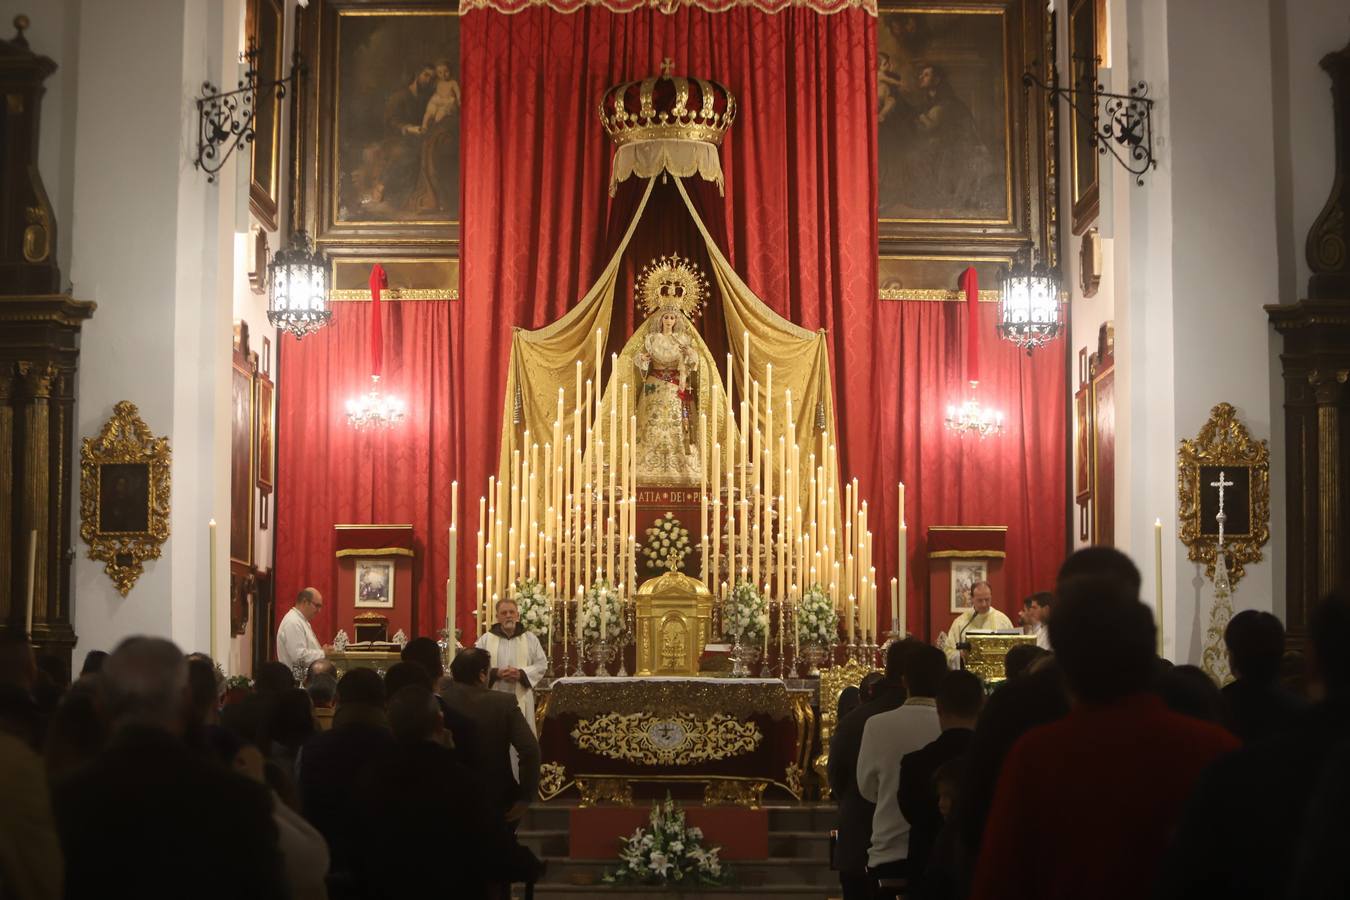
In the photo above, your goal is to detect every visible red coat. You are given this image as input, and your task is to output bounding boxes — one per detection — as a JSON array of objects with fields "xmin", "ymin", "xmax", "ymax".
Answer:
[{"xmin": 971, "ymin": 692, "xmax": 1239, "ymax": 900}]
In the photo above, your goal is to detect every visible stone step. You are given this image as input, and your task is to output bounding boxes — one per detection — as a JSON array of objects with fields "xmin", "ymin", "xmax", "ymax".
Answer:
[{"xmin": 534, "ymin": 856, "xmax": 837, "ymax": 889}]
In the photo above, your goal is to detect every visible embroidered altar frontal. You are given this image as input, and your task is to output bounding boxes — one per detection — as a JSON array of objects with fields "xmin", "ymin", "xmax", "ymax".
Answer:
[{"xmin": 536, "ymin": 676, "xmax": 815, "ymax": 807}]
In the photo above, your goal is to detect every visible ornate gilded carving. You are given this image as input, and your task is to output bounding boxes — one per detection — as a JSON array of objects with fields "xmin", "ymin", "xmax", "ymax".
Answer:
[
  {"xmin": 538, "ymin": 762, "xmax": 569, "ymax": 801},
  {"xmin": 702, "ymin": 779, "xmax": 767, "ymax": 809},
  {"xmin": 570, "ymin": 712, "xmax": 762, "ymax": 766},
  {"xmin": 814, "ymin": 658, "xmax": 878, "ymax": 800},
  {"xmin": 635, "ymin": 572, "xmax": 714, "ymax": 676},
  {"xmin": 22, "ymin": 205, "xmax": 50, "ymax": 263},
  {"xmin": 79, "ymin": 401, "xmax": 172, "ymax": 595},
  {"xmin": 546, "ymin": 674, "xmax": 793, "ymax": 720},
  {"xmin": 1177, "ymin": 403, "xmax": 1271, "ymax": 587},
  {"xmin": 577, "ymin": 777, "xmax": 633, "ymax": 808},
  {"xmin": 660, "ymin": 615, "xmax": 688, "ymax": 670},
  {"xmin": 784, "ymin": 763, "xmax": 804, "ymax": 799}
]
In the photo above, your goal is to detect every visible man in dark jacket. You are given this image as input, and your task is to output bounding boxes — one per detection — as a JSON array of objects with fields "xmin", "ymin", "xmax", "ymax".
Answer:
[
  {"xmin": 52, "ymin": 637, "xmax": 286, "ymax": 900},
  {"xmin": 296, "ymin": 666, "xmax": 396, "ymax": 877},
  {"xmin": 828, "ymin": 638, "xmax": 917, "ymax": 900},
  {"xmin": 402, "ymin": 635, "xmax": 480, "ymax": 762},
  {"xmin": 440, "ymin": 647, "xmax": 541, "ymax": 824},
  {"xmin": 1219, "ymin": 609, "xmax": 1305, "ymax": 743},
  {"xmin": 899, "ymin": 669, "xmax": 983, "ymax": 885}
]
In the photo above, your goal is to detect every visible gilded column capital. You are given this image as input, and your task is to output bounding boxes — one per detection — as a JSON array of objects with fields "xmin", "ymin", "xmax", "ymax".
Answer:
[
  {"xmin": 1308, "ymin": 368, "xmax": 1350, "ymax": 405},
  {"xmin": 16, "ymin": 360, "xmax": 58, "ymax": 398}
]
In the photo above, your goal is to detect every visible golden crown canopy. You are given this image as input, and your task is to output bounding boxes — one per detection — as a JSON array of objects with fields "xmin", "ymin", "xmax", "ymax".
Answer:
[
  {"xmin": 600, "ymin": 59, "xmax": 737, "ymax": 196},
  {"xmin": 638, "ymin": 254, "xmax": 710, "ymax": 319}
]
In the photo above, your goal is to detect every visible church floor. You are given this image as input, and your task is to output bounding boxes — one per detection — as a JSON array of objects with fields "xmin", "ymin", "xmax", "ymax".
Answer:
[{"xmin": 514, "ymin": 802, "xmax": 839, "ymax": 899}]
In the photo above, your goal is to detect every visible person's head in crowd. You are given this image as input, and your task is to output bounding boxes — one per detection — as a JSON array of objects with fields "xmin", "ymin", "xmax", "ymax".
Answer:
[
  {"xmin": 255, "ymin": 660, "xmax": 296, "ymax": 695},
  {"xmin": 80, "ymin": 650, "xmax": 109, "ymax": 677},
  {"xmin": 903, "ymin": 645, "xmax": 948, "ymax": 699},
  {"xmin": 936, "ymin": 669, "xmax": 984, "ymax": 731},
  {"xmin": 885, "ymin": 636, "xmax": 920, "ymax": 683},
  {"xmin": 401, "ymin": 637, "xmax": 446, "ymax": 681},
  {"xmin": 451, "ymin": 647, "xmax": 492, "ymax": 687},
  {"xmin": 306, "ymin": 673, "xmax": 338, "ymax": 710},
  {"xmin": 203, "ymin": 723, "xmax": 266, "ymax": 784},
  {"xmin": 1029, "ymin": 592, "xmax": 1053, "ymax": 626},
  {"xmin": 1280, "ymin": 649, "xmax": 1309, "ymax": 698},
  {"xmin": 1004, "ymin": 644, "xmax": 1049, "ymax": 681},
  {"xmin": 265, "ymin": 688, "xmax": 317, "ymax": 752},
  {"xmin": 383, "ymin": 661, "xmax": 433, "ymax": 698},
  {"xmin": 496, "ymin": 597, "xmax": 521, "ymax": 637},
  {"xmin": 1018, "ymin": 595, "xmax": 1035, "ymax": 629},
  {"xmin": 304, "ymin": 658, "xmax": 337, "ymax": 686},
  {"xmin": 837, "ymin": 686, "xmax": 861, "ymax": 720},
  {"xmin": 1050, "ymin": 575, "xmax": 1155, "ymax": 703},
  {"xmin": 1056, "ymin": 546, "xmax": 1142, "ymax": 599},
  {"xmin": 387, "ymin": 684, "xmax": 444, "ymax": 744},
  {"xmin": 1157, "ymin": 664, "xmax": 1223, "ymax": 722},
  {"xmin": 1224, "ymin": 610, "xmax": 1285, "ymax": 684},
  {"xmin": 44, "ymin": 679, "xmax": 106, "ymax": 780},
  {"xmin": 336, "ymin": 667, "xmax": 385, "ymax": 708},
  {"xmin": 859, "ymin": 671, "xmax": 886, "ymax": 702},
  {"xmin": 186, "ymin": 655, "xmax": 222, "ymax": 726},
  {"xmin": 0, "ymin": 632, "xmax": 37, "ymax": 691},
  {"xmin": 970, "ymin": 581, "xmax": 994, "ymax": 616},
  {"xmin": 934, "ymin": 756, "xmax": 965, "ymax": 821},
  {"xmin": 102, "ymin": 636, "xmax": 190, "ymax": 733},
  {"xmin": 1309, "ymin": 590, "xmax": 1350, "ymax": 701}
]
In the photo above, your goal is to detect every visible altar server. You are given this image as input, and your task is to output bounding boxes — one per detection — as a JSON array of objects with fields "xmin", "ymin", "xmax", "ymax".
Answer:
[
  {"xmin": 475, "ymin": 597, "xmax": 548, "ymax": 735},
  {"xmin": 277, "ymin": 588, "xmax": 327, "ymax": 681}
]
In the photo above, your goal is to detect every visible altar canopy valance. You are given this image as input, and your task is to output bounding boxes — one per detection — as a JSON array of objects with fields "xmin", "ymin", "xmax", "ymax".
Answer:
[{"xmin": 462, "ymin": 0, "xmax": 877, "ymax": 17}]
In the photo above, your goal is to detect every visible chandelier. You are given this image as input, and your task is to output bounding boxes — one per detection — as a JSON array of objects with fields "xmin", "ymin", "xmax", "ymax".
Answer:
[
  {"xmin": 346, "ymin": 374, "xmax": 405, "ymax": 430},
  {"xmin": 997, "ymin": 253, "xmax": 1063, "ymax": 354},
  {"xmin": 945, "ymin": 381, "xmax": 1004, "ymax": 438},
  {"xmin": 267, "ymin": 231, "xmax": 330, "ymax": 339}
]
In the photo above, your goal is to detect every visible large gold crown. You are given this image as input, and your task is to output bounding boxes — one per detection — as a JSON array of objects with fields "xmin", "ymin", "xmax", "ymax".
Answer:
[
  {"xmin": 638, "ymin": 255, "xmax": 710, "ymax": 319},
  {"xmin": 599, "ymin": 59, "xmax": 737, "ymax": 148}
]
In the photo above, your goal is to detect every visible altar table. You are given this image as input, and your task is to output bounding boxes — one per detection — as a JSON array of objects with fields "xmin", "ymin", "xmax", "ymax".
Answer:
[{"xmin": 535, "ymin": 676, "xmax": 816, "ymax": 808}]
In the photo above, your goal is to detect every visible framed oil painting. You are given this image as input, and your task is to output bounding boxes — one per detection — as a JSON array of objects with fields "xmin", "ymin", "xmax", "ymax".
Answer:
[
  {"xmin": 875, "ymin": 0, "xmax": 1054, "ymax": 301},
  {"xmin": 354, "ymin": 559, "xmax": 396, "ymax": 608},
  {"xmin": 98, "ymin": 463, "xmax": 152, "ymax": 534},
  {"xmin": 1068, "ymin": 0, "xmax": 1100, "ymax": 233},
  {"xmin": 231, "ymin": 340, "xmax": 256, "ymax": 567},
  {"xmin": 247, "ymin": 0, "xmax": 285, "ymax": 231},
  {"xmin": 950, "ymin": 559, "xmax": 989, "ymax": 613}
]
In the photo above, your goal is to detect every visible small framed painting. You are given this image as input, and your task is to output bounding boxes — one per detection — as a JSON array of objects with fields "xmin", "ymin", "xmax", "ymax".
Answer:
[
  {"xmin": 354, "ymin": 558, "xmax": 396, "ymax": 608},
  {"xmin": 950, "ymin": 559, "xmax": 989, "ymax": 613}
]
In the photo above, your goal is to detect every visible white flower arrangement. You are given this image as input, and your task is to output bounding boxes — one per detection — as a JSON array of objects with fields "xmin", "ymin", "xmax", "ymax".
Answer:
[
  {"xmin": 512, "ymin": 577, "xmax": 552, "ymax": 634},
  {"xmin": 796, "ymin": 583, "xmax": 839, "ymax": 648},
  {"xmin": 723, "ymin": 580, "xmax": 768, "ymax": 643},
  {"xmin": 604, "ymin": 794, "xmax": 728, "ymax": 886},
  {"xmin": 581, "ymin": 578, "xmax": 625, "ymax": 642},
  {"xmin": 641, "ymin": 512, "xmax": 692, "ymax": 573}
]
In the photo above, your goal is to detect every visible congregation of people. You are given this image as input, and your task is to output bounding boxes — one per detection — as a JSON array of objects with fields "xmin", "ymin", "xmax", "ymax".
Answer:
[{"xmin": 831, "ymin": 546, "xmax": 1348, "ymax": 900}]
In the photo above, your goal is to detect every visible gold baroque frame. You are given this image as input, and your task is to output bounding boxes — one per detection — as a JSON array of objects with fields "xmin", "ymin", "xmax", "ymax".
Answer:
[
  {"xmin": 79, "ymin": 402, "xmax": 172, "ymax": 595},
  {"xmin": 1177, "ymin": 402, "xmax": 1270, "ymax": 587}
]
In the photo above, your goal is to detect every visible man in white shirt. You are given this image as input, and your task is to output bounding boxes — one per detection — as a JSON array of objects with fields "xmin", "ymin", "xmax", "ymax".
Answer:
[
  {"xmin": 943, "ymin": 581, "xmax": 1015, "ymax": 668},
  {"xmin": 857, "ymin": 644, "xmax": 946, "ymax": 887},
  {"xmin": 475, "ymin": 597, "xmax": 548, "ymax": 736},
  {"xmin": 277, "ymin": 588, "xmax": 326, "ymax": 681},
  {"xmin": 1029, "ymin": 591, "xmax": 1054, "ymax": 651}
]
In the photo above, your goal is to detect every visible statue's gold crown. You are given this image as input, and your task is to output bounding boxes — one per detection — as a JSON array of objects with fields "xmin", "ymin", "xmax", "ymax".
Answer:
[
  {"xmin": 599, "ymin": 59, "xmax": 737, "ymax": 148},
  {"xmin": 638, "ymin": 255, "xmax": 709, "ymax": 319}
]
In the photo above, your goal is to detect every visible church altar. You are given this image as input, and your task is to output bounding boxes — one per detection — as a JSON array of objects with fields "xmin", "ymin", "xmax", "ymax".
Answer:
[{"xmin": 535, "ymin": 676, "xmax": 816, "ymax": 808}]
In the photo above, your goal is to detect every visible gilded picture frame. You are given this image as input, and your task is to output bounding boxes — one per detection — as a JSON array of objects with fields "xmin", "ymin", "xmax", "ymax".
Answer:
[
  {"xmin": 231, "ymin": 334, "xmax": 257, "ymax": 568},
  {"xmin": 1177, "ymin": 403, "xmax": 1271, "ymax": 588},
  {"xmin": 354, "ymin": 558, "xmax": 396, "ymax": 608},
  {"xmin": 247, "ymin": 0, "xmax": 285, "ymax": 231},
  {"xmin": 1067, "ymin": 0, "xmax": 1100, "ymax": 234},
  {"xmin": 949, "ymin": 559, "xmax": 988, "ymax": 613},
  {"xmin": 876, "ymin": 0, "xmax": 1056, "ymax": 300},
  {"xmin": 79, "ymin": 402, "xmax": 172, "ymax": 595}
]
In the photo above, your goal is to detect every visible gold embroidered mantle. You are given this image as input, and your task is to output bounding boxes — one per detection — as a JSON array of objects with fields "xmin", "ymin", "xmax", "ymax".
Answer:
[
  {"xmin": 571, "ymin": 712, "xmax": 762, "ymax": 765},
  {"xmin": 545, "ymin": 675, "xmax": 794, "ymax": 719}
]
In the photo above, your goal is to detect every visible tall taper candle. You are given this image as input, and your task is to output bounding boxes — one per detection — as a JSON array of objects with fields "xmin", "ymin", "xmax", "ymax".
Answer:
[
  {"xmin": 447, "ymin": 524, "xmax": 457, "ymax": 644},
  {"xmin": 206, "ymin": 521, "xmax": 217, "ymax": 655},
  {"xmin": 1155, "ymin": 518, "xmax": 1164, "ymax": 656}
]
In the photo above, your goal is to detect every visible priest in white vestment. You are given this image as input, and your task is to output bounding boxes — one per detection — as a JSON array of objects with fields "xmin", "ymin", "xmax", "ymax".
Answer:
[
  {"xmin": 475, "ymin": 596, "xmax": 548, "ymax": 736},
  {"xmin": 944, "ymin": 581, "xmax": 1015, "ymax": 669},
  {"xmin": 277, "ymin": 587, "xmax": 327, "ymax": 680}
]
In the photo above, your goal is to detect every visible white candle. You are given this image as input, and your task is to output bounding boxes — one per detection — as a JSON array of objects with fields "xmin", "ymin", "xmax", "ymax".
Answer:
[
  {"xmin": 25, "ymin": 529, "xmax": 38, "ymax": 638},
  {"xmin": 206, "ymin": 521, "xmax": 217, "ymax": 656}
]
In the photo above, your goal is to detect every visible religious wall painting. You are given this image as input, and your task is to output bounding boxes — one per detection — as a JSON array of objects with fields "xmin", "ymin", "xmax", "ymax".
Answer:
[
  {"xmin": 231, "ymin": 327, "xmax": 258, "ymax": 567},
  {"xmin": 354, "ymin": 559, "xmax": 396, "ymax": 608},
  {"xmin": 878, "ymin": 253, "xmax": 1008, "ymax": 301},
  {"xmin": 256, "ymin": 372, "xmax": 275, "ymax": 530},
  {"xmin": 246, "ymin": 0, "xmax": 285, "ymax": 231},
  {"xmin": 329, "ymin": 256, "xmax": 459, "ymax": 300},
  {"xmin": 949, "ymin": 559, "xmax": 988, "ymax": 613},
  {"xmin": 877, "ymin": 6, "xmax": 1011, "ymax": 224},
  {"xmin": 333, "ymin": 9, "xmax": 460, "ymax": 226},
  {"xmin": 1068, "ymin": 0, "xmax": 1100, "ymax": 233},
  {"xmin": 98, "ymin": 464, "xmax": 152, "ymax": 535},
  {"xmin": 1090, "ymin": 326, "xmax": 1115, "ymax": 546}
]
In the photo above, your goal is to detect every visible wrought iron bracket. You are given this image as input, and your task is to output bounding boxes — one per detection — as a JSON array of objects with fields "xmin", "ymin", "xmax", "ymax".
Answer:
[
  {"xmin": 194, "ymin": 47, "xmax": 305, "ymax": 183},
  {"xmin": 1023, "ymin": 71, "xmax": 1158, "ymax": 185}
]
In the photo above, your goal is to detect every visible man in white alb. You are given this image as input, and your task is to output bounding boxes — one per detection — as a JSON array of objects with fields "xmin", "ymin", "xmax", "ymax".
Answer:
[
  {"xmin": 943, "ymin": 581, "xmax": 1015, "ymax": 669},
  {"xmin": 277, "ymin": 587, "xmax": 327, "ymax": 681},
  {"xmin": 475, "ymin": 597, "xmax": 548, "ymax": 735}
]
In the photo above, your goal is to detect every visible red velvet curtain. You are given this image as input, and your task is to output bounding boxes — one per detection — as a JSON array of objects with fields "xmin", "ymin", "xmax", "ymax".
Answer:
[{"xmin": 275, "ymin": 301, "xmax": 458, "ymax": 644}]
